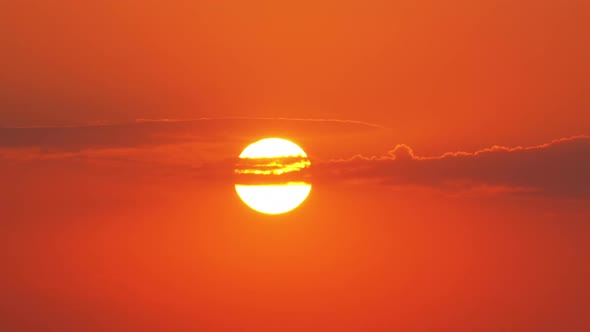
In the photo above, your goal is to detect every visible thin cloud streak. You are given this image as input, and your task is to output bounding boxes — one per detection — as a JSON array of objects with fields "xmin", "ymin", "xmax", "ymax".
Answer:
[
  {"xmin": 0, "ymin": 116, "xmax": 385, "ymax": 151},
  {"xmin": 1, "ymin": 116, "xmax": 386, "ymax": 130},
  {"xmin": 136, "ymin": 117, "xmax": 387, "ymax": 129}
]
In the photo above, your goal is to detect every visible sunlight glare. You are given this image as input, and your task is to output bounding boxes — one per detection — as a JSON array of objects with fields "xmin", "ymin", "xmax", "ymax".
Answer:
[
  {"xmin": 239, "ymin": 138, "xmax": 308, "ymax": 158},
  {"xmin": 235, "ymin": 182, "xmax": 312, "ymax": 215}
]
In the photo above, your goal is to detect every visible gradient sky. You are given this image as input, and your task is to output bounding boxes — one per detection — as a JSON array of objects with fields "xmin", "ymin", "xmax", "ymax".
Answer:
[{"xmin": 1, "ymin": 1, "xmax": 589, "ymax": 331}]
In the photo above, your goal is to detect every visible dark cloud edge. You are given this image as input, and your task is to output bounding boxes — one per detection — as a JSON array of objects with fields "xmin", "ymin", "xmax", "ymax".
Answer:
[
  {"xmin": 321, "ymin": 135, "xmax": 589, "ymax": 162},
  {"xmin": 311, "ymin": 135, "xmax": 590, "ymax": 198}
]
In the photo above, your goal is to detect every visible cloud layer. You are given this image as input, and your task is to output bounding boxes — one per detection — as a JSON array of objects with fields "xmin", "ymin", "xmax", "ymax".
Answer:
[
  {"xmin": 314, "ymin": 135, "xmax": 590, "ymax": 197},
  {"xmin": 0, "ymin": 117, "xmax": 383, "ymax": 151},
  {"xmin": 1, "ymin": 118, "xmax": 588, "ymax": 198}
]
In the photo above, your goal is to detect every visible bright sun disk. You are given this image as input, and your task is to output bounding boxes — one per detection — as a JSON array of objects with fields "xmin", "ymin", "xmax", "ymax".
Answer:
[{"xmin": 235, "ymin": 138, "xmax": 311, "ymax": 215}]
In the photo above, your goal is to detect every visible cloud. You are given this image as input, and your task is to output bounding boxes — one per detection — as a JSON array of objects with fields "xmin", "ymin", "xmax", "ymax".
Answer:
[
  {"xmin": 1, "ymin": 117, "xmax": 587, "ymax": 198},
  {"xmin": 134, "ymin": 117, "xmax": 386, "ymax": 129},
  {"xmin": 314, "ymin": 135, "xmax": 590, "ymax": 198},
  {"xmin": 0, "ymin": 116, "xmax": 384, "ymax": 181},
  {"xmin": 0, "ymin": 117, "xmax": 384, "ymax": 151}
]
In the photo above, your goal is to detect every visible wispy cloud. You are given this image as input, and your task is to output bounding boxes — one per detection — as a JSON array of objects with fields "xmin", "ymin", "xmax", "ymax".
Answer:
[
  {"xmin": 134, "ymin": 117, "xmax": 386, "ymax": 129},
  {"xmin": 0, "ymin": 116, "xmax": 384, "ymax": 151}
]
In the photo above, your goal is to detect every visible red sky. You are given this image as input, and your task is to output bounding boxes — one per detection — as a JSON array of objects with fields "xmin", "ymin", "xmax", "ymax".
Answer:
[{"xmin": 1, "ymin": 1, "xmax": 589, "ymax": 331}]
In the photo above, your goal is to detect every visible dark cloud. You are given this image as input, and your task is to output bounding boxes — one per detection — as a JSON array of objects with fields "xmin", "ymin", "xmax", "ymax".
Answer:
[
  {"xmin": 0, "ymin": 117, "xmax": 383, "ymax": 151},
  {"xmin": 1, "ymin": 119, "xmax": 587, "ymax": 198},
  {"xmin": 314, "ymin": 136, "xmax": 590, "ymax": 198}
]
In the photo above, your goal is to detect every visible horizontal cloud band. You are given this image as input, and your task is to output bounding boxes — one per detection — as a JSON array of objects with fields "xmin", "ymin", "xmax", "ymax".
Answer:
[
  {"xmin": 313, "ymin": 135, "xmax": 590, "ymax": 198},
  {"xmin": 0, "ymin": 117, "xmax": 587, "ymax": 198}
]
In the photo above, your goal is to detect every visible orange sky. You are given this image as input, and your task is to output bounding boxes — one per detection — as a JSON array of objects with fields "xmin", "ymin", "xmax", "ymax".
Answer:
[
  {"xmin": 2, "ymin": 0, "xmax": 590, "ymax": 150},
  {"xmin": 1, "ymin": 1, "xmax": 590, "ymax": 331}
]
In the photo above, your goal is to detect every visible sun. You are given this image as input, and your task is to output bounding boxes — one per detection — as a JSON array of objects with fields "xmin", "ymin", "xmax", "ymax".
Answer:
[{"xmin": 235, "ymin": 138, "xmax": 311, "ymax": 215}]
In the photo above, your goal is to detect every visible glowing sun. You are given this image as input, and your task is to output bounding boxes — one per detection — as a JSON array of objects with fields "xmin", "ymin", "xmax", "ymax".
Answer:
[{"xmin": 235, "ymin": 138, "xmax": 312, "ymax": 215}]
